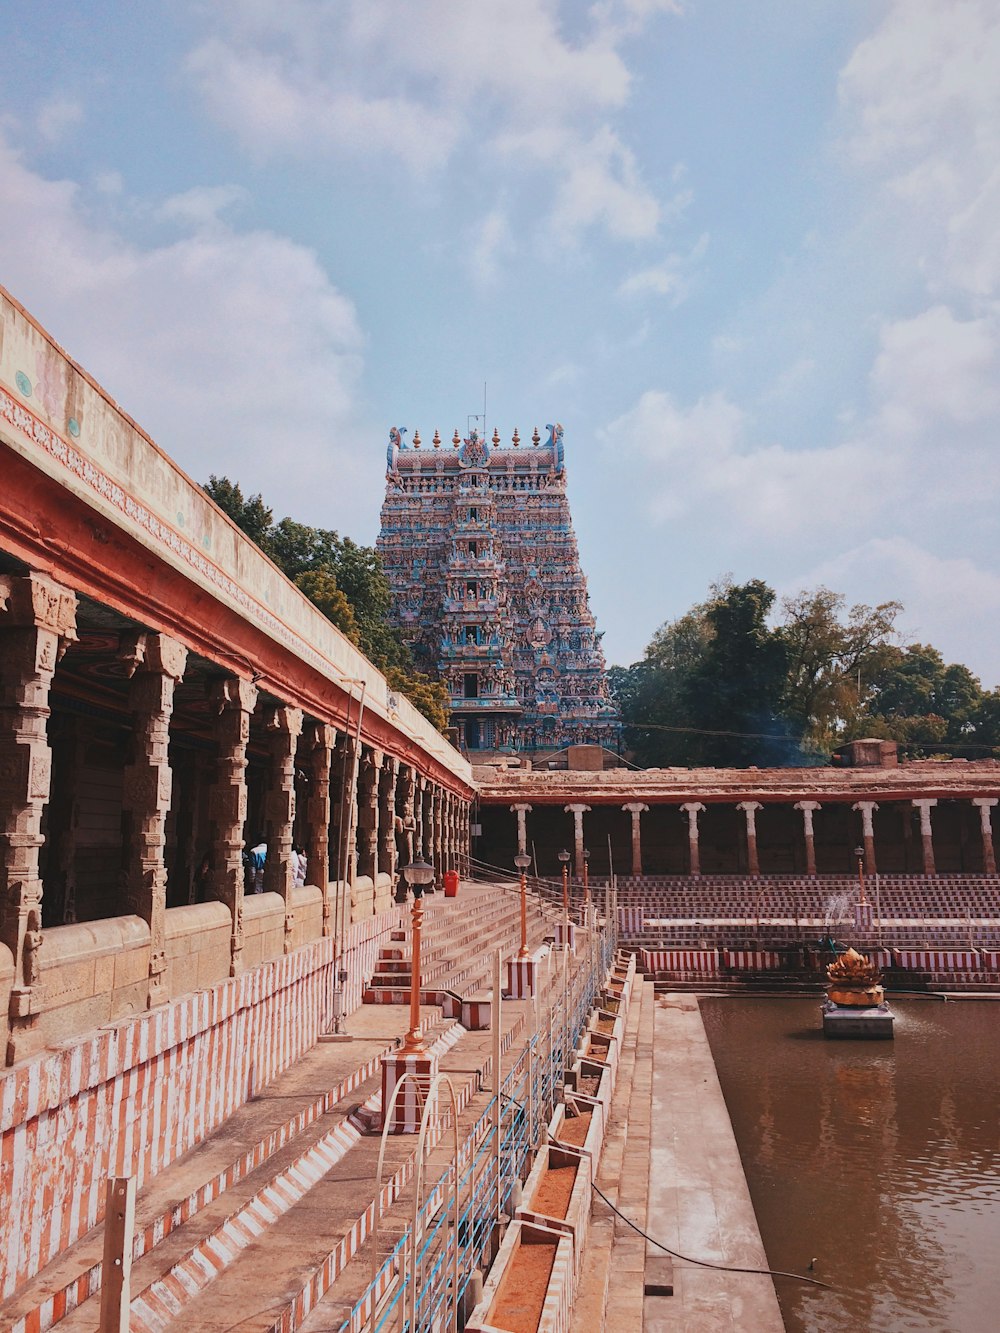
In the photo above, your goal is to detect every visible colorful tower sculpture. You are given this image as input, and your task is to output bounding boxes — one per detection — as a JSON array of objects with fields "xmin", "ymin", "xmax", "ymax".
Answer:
[{"xmin": 377, "ymin": 423, "xmax": 620, "ymax": 756}]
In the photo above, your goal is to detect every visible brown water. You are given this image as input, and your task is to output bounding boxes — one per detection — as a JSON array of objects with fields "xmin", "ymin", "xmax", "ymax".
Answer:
[{"xmin": 701, "ymin": 998, "xmax": 1000, "ymax": 1333}]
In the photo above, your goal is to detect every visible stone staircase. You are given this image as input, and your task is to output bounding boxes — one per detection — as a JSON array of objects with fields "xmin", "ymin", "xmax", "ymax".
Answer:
[
  {"xmin": 0, "ymin": 882, "xmax": 567, "ymax": 1333},
  {"xmin": 570, "ymin": 978, "xmax": 656, "ymax": 1331}
]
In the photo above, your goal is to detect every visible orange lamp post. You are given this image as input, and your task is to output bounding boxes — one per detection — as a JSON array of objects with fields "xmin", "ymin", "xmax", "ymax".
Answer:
[
  {"xmin": 558, "ymin": 849, "xmax": 570, "ymax": 914},
  {"xmin": 582, "ymin": 847, "xmax": 591, "ymax": 911},
  {"xmin": 854, "ymin": 844, "xmax": 867, "ymax": 904},
  {"xmin": 400, "ymin": 856, "xmax": 435, "ymax": 1055}
]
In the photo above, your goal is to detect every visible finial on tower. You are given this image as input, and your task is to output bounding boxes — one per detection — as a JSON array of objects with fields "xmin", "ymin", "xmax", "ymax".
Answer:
[
  {"xmin": 452, "ymin": 429, "xmax": 461, "ymax": 447},
  {"xmin": 412, "ymin": 429, "xmax": 421, "ymax": 449},
  {"xmin": 532, "ymin": 426, "xmax": 540, "ymax": 446},
  {"xmin": 492, "ymin": 427, "xmax": 500, "ymax": 445},
  {"xmin": 512, "ymin": 428, "xmax": 520, "ymax": 447},
  {"xmin": 433, "ymin": 429, "xmax": 441, "ymax": 448}
]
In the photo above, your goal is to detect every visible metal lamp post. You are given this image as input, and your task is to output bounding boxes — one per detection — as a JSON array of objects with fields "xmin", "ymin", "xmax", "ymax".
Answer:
[
  {"xmin": 558, "ymin": 849, "xmax": 570, "ymax": 912},
  {"xmin": 400, "ymin": 855, "xmax": 435, "ymax": 1054},
  {"xmin": 582, "ymin": 847, "xmax": 591, "ymax": 913},
  {"xmin": 514, "ymin": 853, "xmax": 532, "ymax": 958},
  {"xmin": 854, "ymin": 844, "xmax": 867, "ymax": 903}
]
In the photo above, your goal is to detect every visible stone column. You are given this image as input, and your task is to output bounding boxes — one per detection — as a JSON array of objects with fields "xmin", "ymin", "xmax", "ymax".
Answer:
[
  {"xmin": 622, "ymin": 802, "xmax": 648, "ymax": 876},
  {"xmin": 972, "ymin": 797, "xmax": 998, "ymax": 875},
  {"xmin": 303, "ymin": 721, "xmax": 335, "ymax": 934},
  {"xmin": 119, "ymin": 631, "xmax": 188, "ymax": 1007},
  {"xmin": 0, "ymin": 573, "xmax": 77, "ymax": 1064},
  {"xmin": 262, "ymin": 703, "xmax": 303, "ymax": 948},
  {"xmin": 399, "ymin": 765, "xmax": 416, "ymax": 869},
  {"xmin": 794, "ymin": 801, "xmax": 821, "ymax": 876},
  {"xmin": 737, "ymin": 801, "xmax": 763, "ymax": 876},
  {"xmin": 207, "ymin": 677, "xmax": 258, "ymax": 976},
  {"xmin": 335, "ymin": 732, "xmax": 360, "ymax": 889},
  {"xmin": 379, "ymin": 757, "xmax": 399, "ymax": 887},
  {"xmin": 510, "ymin": 803, "xmax": 532, "ymax": 857},
  {"xmin": 414, "ymin": 775, "xmax": 426, "ymax": 858},
  {"xmin": 852, "ymin": 801, "xmax": 879, "ymax": 875},
  {"xmin": 680, "ymin": 802, "xmax": 705, "ymax": 876},
  {"xmin": 912, "ymin": 799, "xmax": 937, "ymax": 876},
  {"xmin": 357, "ymin": 748, "xmax": 382, "ymax": 896},
  {"xmin": 431, "ymin": 785, "xmax": 445, "ymax": 877},
  {"xmin": 564, "ymin": 804, "xmax": 591, "ymax": 878}
]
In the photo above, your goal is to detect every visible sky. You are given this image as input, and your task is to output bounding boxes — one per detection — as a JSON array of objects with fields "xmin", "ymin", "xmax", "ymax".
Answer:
[{"xmin": 2, "ymin": 1, "xmax": 999, "ymax": 686}]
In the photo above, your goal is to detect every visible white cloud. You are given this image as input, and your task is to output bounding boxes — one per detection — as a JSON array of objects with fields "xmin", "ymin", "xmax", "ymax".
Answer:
[
  {"xmin": 871, "ymin": 304, "xmax": 1000, "ymax": 438},
  {"xmin": 36, "ymin": 97, "xmax": 82, "ymax": 144},
  {"xmin": 158, "ymin": 184, "xmax": 250, "ymax": 229},
  {"xmin": 618, "ymin": 233, "xmax": 707, "ymax": 302},
  {"xmin": 467, "ymin": 209, "xmax": 515, "ymax": 288},
  {"xmin": 185, "ymin": 0, "xmax": 680, "ymax": 242},
  {"xmin": 0, "ymin": 133, "xmax": 370, "ymax": 529},
  {"xmin": 601, "ymin": 388, "xmax": 894, "ymax": 536}
]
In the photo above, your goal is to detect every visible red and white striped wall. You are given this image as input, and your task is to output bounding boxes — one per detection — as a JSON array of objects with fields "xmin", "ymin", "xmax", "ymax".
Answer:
[
  {"xmin": 0, "ymin": 907, "xmax": 404, "ymax": 1300},
  {"xmin": 640, "ymin": 949, "xmax": 719, "ymax": 976},
  {"xmin": 893, "ymin": 949, "xmax": 980, "ymax": 971},
  {"xmin": 721, "ymin": 949, "xmax": 782, "ymax": 971}
]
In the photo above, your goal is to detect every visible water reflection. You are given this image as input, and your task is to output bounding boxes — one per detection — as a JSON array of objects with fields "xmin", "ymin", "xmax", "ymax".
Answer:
[{"xmin": 701, "ymin": 998, "xmax": 1000, "ymax": 1333}]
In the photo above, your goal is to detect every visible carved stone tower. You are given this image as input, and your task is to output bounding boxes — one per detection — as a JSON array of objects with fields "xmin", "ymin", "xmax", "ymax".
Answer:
[{"xmin": 377, "ymin": 423, "xmax": 619, "ymax": 758}]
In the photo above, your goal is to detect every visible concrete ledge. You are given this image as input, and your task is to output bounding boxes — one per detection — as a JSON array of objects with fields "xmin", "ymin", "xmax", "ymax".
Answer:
[
  {"xmin": 40, "ymin": 916, "xmax": 151, "ymax": 1042},
  {"xmin": 165, "ymin": 901, "xmax": 232, "ymax": 996},
  {"xmin": 645, "ymin": 996, "xmax": 783, "ymax": 1330}
]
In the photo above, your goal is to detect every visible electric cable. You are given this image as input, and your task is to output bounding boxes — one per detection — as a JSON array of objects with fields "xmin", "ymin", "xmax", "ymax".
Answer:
[{"xmin": 590, "ymin": 1182, "xmax": 833, "ymax": 1290}]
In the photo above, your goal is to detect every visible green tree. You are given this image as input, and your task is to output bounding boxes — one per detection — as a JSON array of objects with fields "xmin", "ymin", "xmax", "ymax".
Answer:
[
  {"xmin": 779, "ymin": 588, "xmax": 901, "ymax": 752},
  {"xmin": 865, "ymin": 644, "xmax": 984, "ymax": 754},
  {"xmin": 203, "ymin": 475, "xmax": 274, "ymax": 549},
  {"xmin": 201, "ymin": 476, "xmax": 448, "ymax": 732}
]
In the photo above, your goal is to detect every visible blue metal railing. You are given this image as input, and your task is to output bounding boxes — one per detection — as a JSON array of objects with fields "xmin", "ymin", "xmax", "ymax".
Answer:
[{"xmin": 341, "ymin": 905, "xmax": 617, "ymax": 1333}]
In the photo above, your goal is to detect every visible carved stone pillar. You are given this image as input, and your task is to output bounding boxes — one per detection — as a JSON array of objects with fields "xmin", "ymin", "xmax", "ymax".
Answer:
[
  {"xmin": 303, "ymin": 721, "xmax": 335, "ymax": 934},
  {"xmin": 445, "ymin": 793, "xmax": 457, "ymax": 872},
  {"xmin": 379, "ymin": 757, "xmax": 399, "ymax": 886},
  {"xmin": 431, "ymin": 785, "xmax": 445, "ymax": 876},
  {"xmin": 564, "ymin": 803, "xmax": 591, "ymax": 878},
  {"xmin": 510, "ymin": 803, "xmax": 532, "ymax": 858},
  {"xmin": 399, "ymin": 765, "xmax": 416, "ymax": 869},
  {"xmin": 207, "ymin": 677, "xmax": 258, "ymax": 976},
  {"xmin": 680, "ymin": 802, "xmax": 705, "ymax": 876},
  {"xmin": 973, "ymin": 797, "xmax": 998, "ymax": 875},
  {"xmin": 335, "ymin": 732, "xmax": 360, "ymax": 889},
  {"xmin": 358, "ymin": 747, "xmax": 382, "ymax": 895},
  {"xmin": 912, "ymin": 799, "xmax": 937, "ymax": 875},
  {"xmin": 120, "ymin": 631, "xmax": 188, "ymax": 1007},
  {"xmin": 622, "ymin": 802, "xmax": 648, "ymax": 876},
  {"xmin": 852, "ymin": 801, "xmax": 879, "ymax": 875},
  {"xmin": 737, "ymin": 801, "xmax": 763, "ymax": 876},
  {"xmin": 262, "ymin": 703, "xmax": 303, "ymax": 947},
  {"xmin": 794, "ymin": 801, "xmax": 821, "ymax": 876},
  {"xmin": 0, "ymin": 573, "xmax": 77, "ymax": 1064}
]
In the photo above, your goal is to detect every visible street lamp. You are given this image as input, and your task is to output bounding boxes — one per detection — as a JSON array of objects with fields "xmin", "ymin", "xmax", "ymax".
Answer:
[
  {"xmin": 582, "ymin": 847, "xmax": 591, "ymax": 911},
  {"xmin": 514, "ymin": 853, "xmax": 532, "ymax": 958},
  {"xmin": 853, "ymin": 844, "xmax": 867, "ymax": 903},
  {"xmin": 557, "ymin": 849, "xmax": 571, "ymax": 914},
  {"xmin": 400, "ymin": 855, "xmax": 435, "ymax": 1054}
]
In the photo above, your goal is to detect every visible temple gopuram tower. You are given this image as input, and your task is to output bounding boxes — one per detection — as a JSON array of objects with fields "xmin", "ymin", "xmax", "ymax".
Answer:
[{"xmin": 377, "ymin": 423, "xmax": 620, "ymax": 758}]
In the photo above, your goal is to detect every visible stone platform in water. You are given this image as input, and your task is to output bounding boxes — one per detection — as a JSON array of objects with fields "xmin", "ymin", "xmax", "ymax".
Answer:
[{"xmin": 822, "ymin": 999, "xmax": 895, "ymax": 1039}]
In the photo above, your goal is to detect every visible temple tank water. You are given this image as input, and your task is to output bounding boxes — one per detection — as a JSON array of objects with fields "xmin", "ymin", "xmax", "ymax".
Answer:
[{"xmin": 701, "ymin": 996, "xmax": 1000, "ymax": 1333}]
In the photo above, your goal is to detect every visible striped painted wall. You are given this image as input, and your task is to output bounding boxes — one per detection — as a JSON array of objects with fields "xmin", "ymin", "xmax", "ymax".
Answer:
[{"xmin": 0, "ymin": 906, "xmax": 403, "ymax": 1299}]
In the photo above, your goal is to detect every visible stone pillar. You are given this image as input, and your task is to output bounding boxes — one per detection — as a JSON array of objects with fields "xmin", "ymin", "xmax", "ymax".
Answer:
[
  {"xmin": 336, "ymin": 732, "xmax": 360, "ymax": 889},
  {"xmin": 973, "ymin": 797, "xmax": 998, "ymax": 875},
  {"xmin": 737, "ymin": 801, "xmax": 763, "ymax": 876},
  {"xmin": 432, "ymin": 785, "xmax": 445, "ymax": 877},
  {"xmin": 458, "ymin": 798, "xmax": 470, "ymax": 876},
  {"xmin": 207, "ymin": 676, "xmax": 258, "ymax": 976},
  {"xmin": 262, "ymin": 703, "xmax": 303, "ymax": 948},
  {"xmin": 0, "ymin": 573, "xmax": 77, "ymax": 1064},
  {"xmin": 564, "ymin": 804, "xmax": 591, "ymax": 878},
  {"xmin": 303, "ymin": 721, "xmax": 335, "ymax": 934},
  {"xmin": 912, "ymin": 799, "xmax": 937, "ymax": 875},
  {"xmin": 379, "ymin": 757, "xmax": 399, "ymax": 887},
  {"xmin": 357, "ymin": 747, "xmax": 383, "ymax": 897},
  {"xmin": 680, "ymin": 802, "xmax": 705, "ymax": 876},
  {"xmin": 399, "ymin": 765, "xmax": 416, "ymax": 869},
  {"xmin": 414, "ymin": 775, "xmax": 426, "ymax": 858},
  {"xmin": 622, "ymin": 802, "xmax": 648, "ymax": 876},
  {"xmin": 510, "ymin": 803, "xmax": 532, "ymax": 857},
  {"xmin": 852, "ymin": 801, "xmax": 879, "ymax": 875},
  {"xmin": 794, "ymin": 801, "xmax": 821, "ymax": 876},
  {"xmin": 119, "ymin": 631, "xmax": 188, "ymax": 1007}
]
